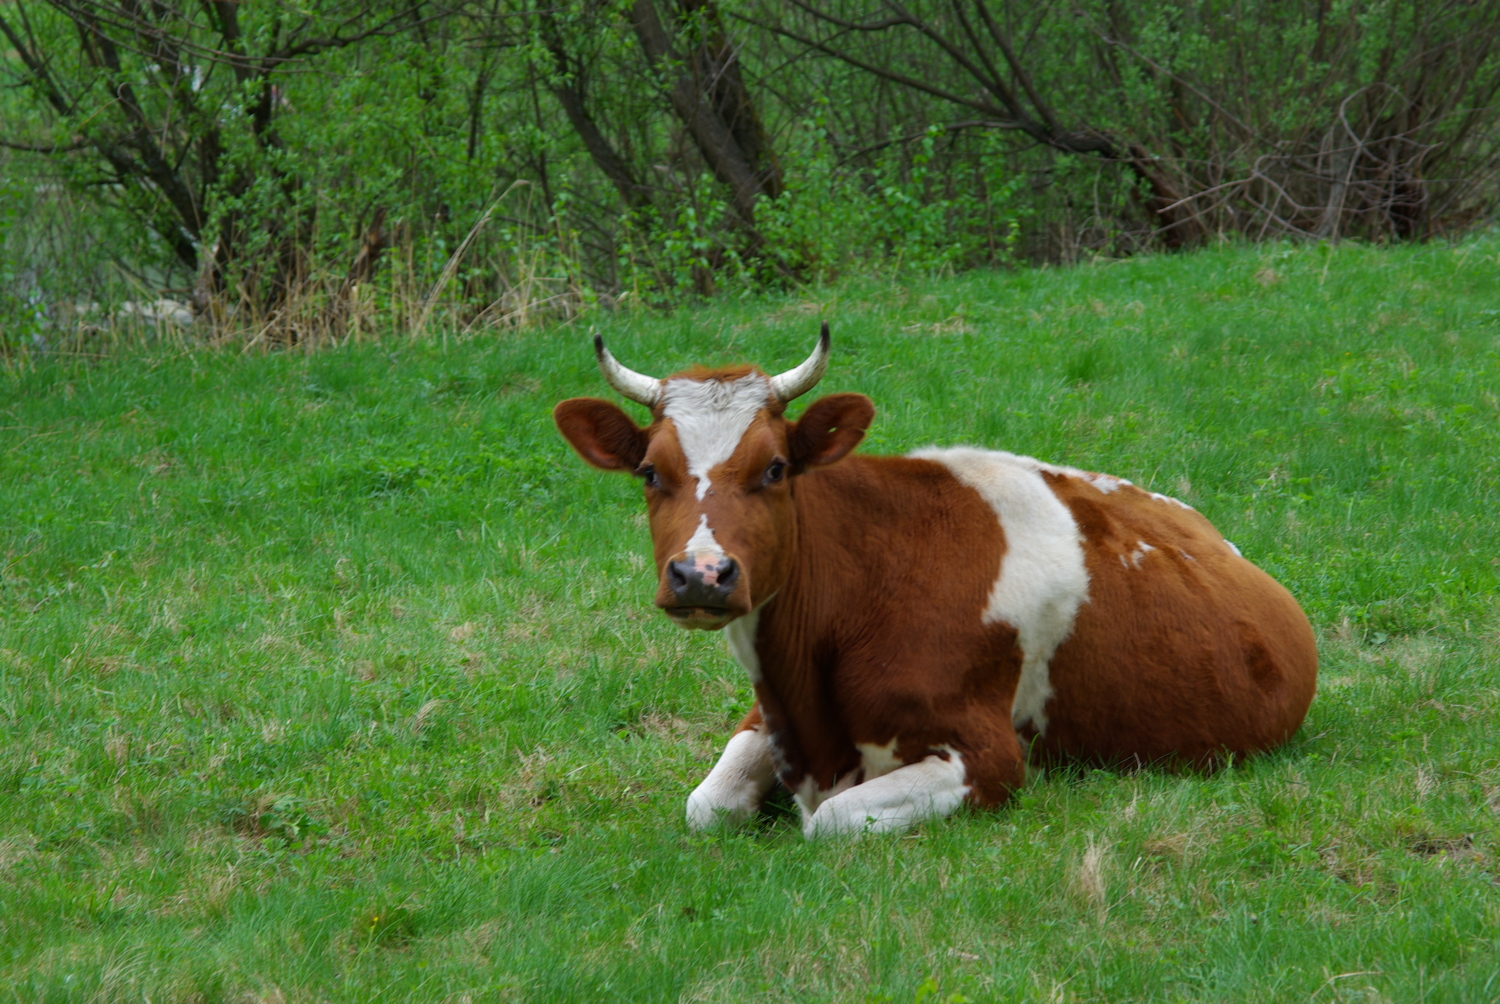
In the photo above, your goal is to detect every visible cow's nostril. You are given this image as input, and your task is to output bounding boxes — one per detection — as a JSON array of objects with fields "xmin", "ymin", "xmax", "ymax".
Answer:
[
  {"xmin": 717, "ymin": 557, "xmax": 740, "ymax": 591},
  {"xmin": 666, "ymin": 554, "xmax": 739, "ymax": 607},
  {"xmin": 667, "ymin": 559, "xmax": 692, "ymax": 594}
]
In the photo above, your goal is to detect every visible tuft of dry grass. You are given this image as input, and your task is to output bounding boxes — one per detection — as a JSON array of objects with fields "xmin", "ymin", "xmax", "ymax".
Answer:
[
  {"xmin": 1072, "ymin": 837, "xmax": 1110, "ymax": 918},
  {"xmin": 412, "ymin": 699, "xmax": 448, "ymax": 735},
  {"xmin": 1141, "ymin": 832, "xmax": 1192, "ymax": 863}
]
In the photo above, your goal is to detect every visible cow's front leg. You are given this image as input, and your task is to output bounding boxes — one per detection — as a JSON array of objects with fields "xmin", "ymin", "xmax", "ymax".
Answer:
[
  {"xmin": 686, "ymin": 712, "xmax": 776, "ymax": 830},
  {"xmin": 802, "ymin": 748, "xmax": 971, "ymax": 838}
]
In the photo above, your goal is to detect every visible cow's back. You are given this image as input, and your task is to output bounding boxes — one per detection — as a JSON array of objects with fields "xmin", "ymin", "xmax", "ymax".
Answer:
[{"xmin": 913, "ymin": 447, "xmax": 1317, "ymax": 767}]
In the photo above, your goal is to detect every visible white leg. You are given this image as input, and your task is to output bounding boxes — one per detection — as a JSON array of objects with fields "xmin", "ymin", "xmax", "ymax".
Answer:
[
  {"xmin": 686, "ymin": 727, "xmax": 777, "ymax": 830},
  {"xmin": 802, "ymin": 749, "xmax": 970, "ymax": 839}
]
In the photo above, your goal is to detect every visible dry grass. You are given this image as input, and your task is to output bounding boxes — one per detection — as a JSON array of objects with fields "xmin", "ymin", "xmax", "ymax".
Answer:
[
  {"xmin": 11, "ymin": 217, "xmax": 598, "ymax": 360},
  {"xmin": 1072, "ymin": 837, "xmax": 1110, "ymax": 918}
]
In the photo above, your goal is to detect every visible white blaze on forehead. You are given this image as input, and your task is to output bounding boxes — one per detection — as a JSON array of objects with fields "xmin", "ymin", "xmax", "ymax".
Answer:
[
  {"xmin": 684, "ymin": 514, "xmax": 725, "ymax": 557},
  {"xmin": 662, "ymin": 373, "xmax": 772, "ymax": 500},
  {"xmin": 912, "ymin": 447, "xmax": 1091, "ymax": 738}
]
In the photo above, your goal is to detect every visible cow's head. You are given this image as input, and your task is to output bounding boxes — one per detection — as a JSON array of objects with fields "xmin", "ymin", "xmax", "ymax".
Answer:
[{"xmin": 554, "ymin": 324, "xmax": 874, "ymax": 630}]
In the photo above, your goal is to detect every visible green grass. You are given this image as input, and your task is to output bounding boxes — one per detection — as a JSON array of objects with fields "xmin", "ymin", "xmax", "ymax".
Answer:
[{"xmin": 3, "ymin": 237, "xmax": 1500, "ymax": 1003}]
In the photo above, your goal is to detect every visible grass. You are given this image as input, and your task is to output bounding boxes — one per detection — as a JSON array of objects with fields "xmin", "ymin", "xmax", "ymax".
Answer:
[{"xmin": 2, "ymin": 237, "xmax": 1499, "ymax": 1003}]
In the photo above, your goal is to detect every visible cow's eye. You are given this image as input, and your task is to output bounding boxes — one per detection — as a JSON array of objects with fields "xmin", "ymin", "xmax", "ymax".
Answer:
[
  {"xmin": 764, "ymin": 459, "xmax": 787, "ymax": 485},
  {"xmin": 639, "ymin": 464, "xmax": 660, "ymax": 489}
]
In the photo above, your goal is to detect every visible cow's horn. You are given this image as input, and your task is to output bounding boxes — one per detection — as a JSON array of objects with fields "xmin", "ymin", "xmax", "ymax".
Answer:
[
  {"xmin": 769, "ymin": 322, "xmax": 831, "ymax": 402},
  {"xmin": 594, "ymin": 334, "xmax": 661, "ymax": 407}
]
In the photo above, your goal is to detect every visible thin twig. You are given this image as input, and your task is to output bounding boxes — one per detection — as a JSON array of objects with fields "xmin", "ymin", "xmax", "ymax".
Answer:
[{"xmin": 412, "ymin": 180, "xmax": 528, "ymax": 340}]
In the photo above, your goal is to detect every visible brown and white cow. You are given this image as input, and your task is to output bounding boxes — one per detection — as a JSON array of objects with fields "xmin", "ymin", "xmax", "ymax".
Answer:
[{"xmin": 554, "ymin": 326, "xmax": 1318, "ymax": 837}]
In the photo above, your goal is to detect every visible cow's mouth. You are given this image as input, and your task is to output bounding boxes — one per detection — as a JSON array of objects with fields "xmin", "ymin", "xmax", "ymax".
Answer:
[{"xmin": 665, "ymin": 606, "xmax": 736, "ymax": 630}]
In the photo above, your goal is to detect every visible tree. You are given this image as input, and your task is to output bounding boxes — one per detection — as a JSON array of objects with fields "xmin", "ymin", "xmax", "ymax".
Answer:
[{"xmin": 1, "ymin": 1, "xmax": 432, "ymax": 321}]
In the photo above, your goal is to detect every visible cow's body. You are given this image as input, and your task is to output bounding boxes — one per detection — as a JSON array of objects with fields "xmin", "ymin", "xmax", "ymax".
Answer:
[{"xmin": 555, "ymin": 331, "xmax": 1318, "ymax": 837}]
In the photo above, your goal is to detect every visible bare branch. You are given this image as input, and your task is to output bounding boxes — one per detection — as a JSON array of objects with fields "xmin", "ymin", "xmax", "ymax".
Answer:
[
  {"xmin": 0, "ymin": 9, "xmax": 75, "ymax": 115},
  {"xmin": 971, "ymin": 0, "xmax": 1058, "ymax": 133},
  {"xmin": 1091, "ymin": 26, "xmax": 1258, "ymax": 142},
  {"xmin": 0, "ymin": 136, "xmax": 91, "ymax": 152},
  {"xmin": 734, "ymin": 10, "xmax": 1012, "ymax": 121},
  {"xmin": 838, "ymin": 117, "xmax": 1026, "ymax": 162}
]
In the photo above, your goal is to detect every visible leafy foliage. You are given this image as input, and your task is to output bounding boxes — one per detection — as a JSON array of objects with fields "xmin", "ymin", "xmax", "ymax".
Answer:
[{"xmin": 3, "ymin": 0, "xmax": 1500, "ymax": 348}]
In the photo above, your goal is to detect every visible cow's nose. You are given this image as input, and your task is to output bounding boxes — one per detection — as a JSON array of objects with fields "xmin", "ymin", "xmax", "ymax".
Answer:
[{"xmin": 667, "ymin": 554, "xmax": 740, "ymax": 607}]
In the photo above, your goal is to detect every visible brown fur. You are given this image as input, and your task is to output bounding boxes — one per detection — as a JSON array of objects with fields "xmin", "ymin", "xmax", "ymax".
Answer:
[
  {"xmin": 1035, "ymin": 473, "xmax": 1317, "ymax": 767},
  {"xmin": 555, "ymin": 366, "xmax": 1318, "ymax": 814}
]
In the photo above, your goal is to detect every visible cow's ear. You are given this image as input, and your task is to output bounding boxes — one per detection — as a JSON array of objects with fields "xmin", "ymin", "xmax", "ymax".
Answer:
[
  {"xmin": 554, "ymin": 398, "xmax": 649, "ymax": 471},
  {"xmin": 789, "ymin": 393, "xmax": 875, "ymax": 470}
]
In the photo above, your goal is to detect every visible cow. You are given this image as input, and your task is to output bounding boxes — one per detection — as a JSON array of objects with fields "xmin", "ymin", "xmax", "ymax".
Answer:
[{"xmin": 553, "ymin": 325, "xmax": 1318, "ymax": 838}]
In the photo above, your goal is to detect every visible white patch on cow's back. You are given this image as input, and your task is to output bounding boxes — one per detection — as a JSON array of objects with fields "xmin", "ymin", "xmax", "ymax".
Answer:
[
  {"xmin": 1148, "ymin": 491, "xmax": 1195, "ymax": 511},
  {"xmin": 684, "ymin": 513, "xmax": 724, "ymax": 557},
  {"xmin": 911, "ymin": 447, "xmax": 1090, "ymax": 737},
  {"xmin": 686, "ymin": 726, "xmax": 776, "ymax": 829},
  {"xmin": 1224, "ymin": 539, "xmax": 1242, "ymax": 557},
  {"xmin": 662, "ymin": 374, "xmax": 771, "ymax": 500},
  {"xmin": 1009, "ymin": 457, "xmax": 1130, "ymax": 496},
  {"xmin": 1126, "ymin": 540, "xmax": 1155, "ymax": 569},
  {"xmin": 1085, "ymin": 472, "xmax": 1132, "ymax": 493},
  {"xmin": 724, "ymin": 608, "xmax": 762, "ymax": 682},
  {"xmin": 802, "ymin": 746, "xmax": 970, "ymax": 838}
]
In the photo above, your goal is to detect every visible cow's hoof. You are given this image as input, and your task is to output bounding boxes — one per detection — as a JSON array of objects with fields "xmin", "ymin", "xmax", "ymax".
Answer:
[
  {"xmin": 801, "ymin": 804, "xmax": 882, "ymax": 839},
  {"xmin": 685, "ymin": 793, "xmax": 756, "ymax": 830}
]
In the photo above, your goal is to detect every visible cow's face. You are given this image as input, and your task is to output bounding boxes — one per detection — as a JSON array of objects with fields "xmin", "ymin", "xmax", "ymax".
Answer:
[{"xmin": 554, "ymin": 330, "xmax": 874, "ymax": 630}]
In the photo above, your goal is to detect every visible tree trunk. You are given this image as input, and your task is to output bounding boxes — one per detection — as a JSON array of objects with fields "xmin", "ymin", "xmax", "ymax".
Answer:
[
  {"xmin": 629, "ymin": 0, "xmax": 768, "ymax": 228},
  {"xmin": 541, "ymin": 22, "xmax": 653, "ymax": 212}
]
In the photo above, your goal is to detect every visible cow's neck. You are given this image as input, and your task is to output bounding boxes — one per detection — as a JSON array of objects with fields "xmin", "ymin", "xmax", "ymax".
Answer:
[{"xmin": 745, "ymin": 455, "xmax": 925, "ymax": 787}]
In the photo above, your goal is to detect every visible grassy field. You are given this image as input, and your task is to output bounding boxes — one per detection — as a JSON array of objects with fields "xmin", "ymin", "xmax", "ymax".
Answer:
[{"xmin": 3, "ymin": 238, "xmax": 1499, "ymax": 1003}]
